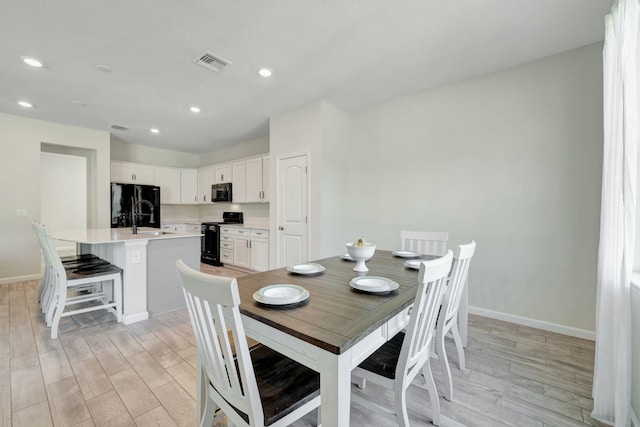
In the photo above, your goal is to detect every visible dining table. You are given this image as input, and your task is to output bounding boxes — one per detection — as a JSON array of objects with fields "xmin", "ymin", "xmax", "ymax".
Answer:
[{"xmin": 198, "ymin": 249, "xmax": 467, "ymax": 426}]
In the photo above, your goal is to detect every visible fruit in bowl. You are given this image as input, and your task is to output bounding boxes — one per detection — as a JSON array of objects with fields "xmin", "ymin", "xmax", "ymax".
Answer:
[{"xmin": 346, "ymin": 238, "xmax": 377, "ymax": 272}]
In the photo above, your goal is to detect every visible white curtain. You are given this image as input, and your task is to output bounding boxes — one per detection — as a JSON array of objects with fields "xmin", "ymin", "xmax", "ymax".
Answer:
[{"xmin": 593, "ymin": 0, "xmax": 639, "ymax": 426}]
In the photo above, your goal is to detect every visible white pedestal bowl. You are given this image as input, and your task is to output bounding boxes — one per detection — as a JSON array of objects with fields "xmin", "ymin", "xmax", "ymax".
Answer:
[{"xmin": 346, "ymin": 243, "xmax": 377, "ymax": 272}]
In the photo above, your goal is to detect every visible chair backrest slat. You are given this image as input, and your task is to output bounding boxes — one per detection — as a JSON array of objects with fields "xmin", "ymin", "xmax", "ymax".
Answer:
[
  {"xmin": 397, "ymin": 251, "xmax": 453, "ymax": 380},
  {"xmin": 443, "ymin": 241, "xmax": 476, "ymax": 322},
  {"xmin": 401, "ymin": 231, "xmax": 449, "ymax": 256},
  {"xmin": 177, "ymin": 260, "xmax": 263, "ymax": 424}
]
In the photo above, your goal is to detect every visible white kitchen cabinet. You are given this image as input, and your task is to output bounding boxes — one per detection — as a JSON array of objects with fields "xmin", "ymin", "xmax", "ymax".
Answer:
[
  {"xmin": 197, "ymin": 166, "xmax": 215, "ymax": 203},
  {"xmin": 214, "ymin": 164, "xmax": 232, "ymax": 184},
  {"xmin": 111, "ymin": 161, "xmax": 155, "ymax": 184},
  {"xmin": 220, "ymin": 226, "xmax": 235, "ymax": 264},
  {"xmin": 154, "ymin": 166, "xmax": 181, "ymax": 204},
  {"xmin": 232, "ymin": 161, "xmax": 247, "ymax": 203},
  {"xmin": 232, "ymin": 228, "xmax": 269, "ymax": 271},
  {"xmin": 180, "ymin": 168, "xmax": 198, "ymax": 204},
  {"xmin": 245, "ymin": 156, "xmax": 269, "ymax": 203},
  {"xmin": 186, "ymin": 223, "xmax": 202, "ymax": 234}
]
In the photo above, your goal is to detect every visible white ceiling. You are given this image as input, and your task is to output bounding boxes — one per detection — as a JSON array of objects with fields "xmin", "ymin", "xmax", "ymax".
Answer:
[{"xmin": 0, "ymin": 0, "xmax": 611, "ymax": 153}]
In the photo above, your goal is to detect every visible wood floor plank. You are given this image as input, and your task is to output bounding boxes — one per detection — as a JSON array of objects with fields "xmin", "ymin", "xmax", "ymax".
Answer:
[
  {"xmin": 134, "ymin": 406, "xmax": 179, "ymax": 427},
  {"xmin": 138, "ymin": 337, "xmax": 183, "ymax": 368},
  {"xmin": 84, "ymin": 333, "xmax": 131, "ymax": 376},
  {"xmin": 85, "ymin": 390, "xmax": 136, "ymax": 427},
  {"xmin": 105, "ymin": 328, "xmax": 145, "ymax": 358},
  {"xmin": 10, "ymin": 351, "xmax": 47, "ymax": 412},
  {"xmin": 166, "ymin": 361, "xmax": 197, "ymax": 399},
  {"xmin": 71, "ymin": 357, "xmax": 115, "ymax": 400},
  {"xmin": 501, "ymin": 395, "xmax": 588, "ymax": 427},
  {"xmin": 126, "ymin": 351, "xmax": 173, "ymax": 390},
  {"xmin": 109, "ymin": 368, "xmax": 160, "ymax": 418},
  {"xmin": 151, "ymin": 381, "xmax": 197, "ymax": 427},
  {"xmin": 46, "ymin": 376, "xmax": 91, "ymax": 426},
  {"xmin": 176, "ymin": 345, "xmax": 197, "ymax": 369},
  {"xmin": 39, "ymin": 347, "xmax": 75, "ymax": 385},
  {"xmin": 11, "ymin": 400, "xmax": 53, "ymax": 427}
]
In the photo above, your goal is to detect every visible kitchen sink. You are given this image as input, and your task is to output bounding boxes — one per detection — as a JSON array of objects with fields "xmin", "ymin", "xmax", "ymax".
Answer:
[{"xmin": 138, "ymin": 230, "xmax": 174, "ymax": 236}]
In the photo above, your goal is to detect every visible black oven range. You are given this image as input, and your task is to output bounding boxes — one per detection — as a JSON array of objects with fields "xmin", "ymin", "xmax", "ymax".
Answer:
[{"xmin": 201, "ymin": 212, "xmax": 243, "ymax": 266}]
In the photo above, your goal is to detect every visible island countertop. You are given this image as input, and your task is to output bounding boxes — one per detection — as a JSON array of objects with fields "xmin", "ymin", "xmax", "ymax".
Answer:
[{"xmin": 51, "ymin": 227, "xmax": 202, "ymax": 244}]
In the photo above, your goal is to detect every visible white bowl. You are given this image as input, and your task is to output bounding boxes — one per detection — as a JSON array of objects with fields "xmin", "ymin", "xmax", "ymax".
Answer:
[{"xmin": 346, "ymin": 243, "xmax": 376, "ymax": 272}]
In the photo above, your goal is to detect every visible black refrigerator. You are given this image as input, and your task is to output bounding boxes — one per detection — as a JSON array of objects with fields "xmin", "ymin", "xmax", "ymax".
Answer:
[{"xmin": 111, "ymin": 183, "xmax": 161, "ymax": 228}]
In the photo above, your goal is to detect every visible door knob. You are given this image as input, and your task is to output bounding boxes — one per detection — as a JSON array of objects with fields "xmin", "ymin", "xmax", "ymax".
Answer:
[{"xmin": 278, "ymin": 226, "xmax": 284, "ymax": 231}]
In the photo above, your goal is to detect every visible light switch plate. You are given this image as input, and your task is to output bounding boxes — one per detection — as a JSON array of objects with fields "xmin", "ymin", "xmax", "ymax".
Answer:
[
  {"xmin": 131, "ymin": 251, "xmax": 141, "ymax": 264},
  {"xmin": 16, "ymin": 209, "xmax": 28, "ymax": 218}
]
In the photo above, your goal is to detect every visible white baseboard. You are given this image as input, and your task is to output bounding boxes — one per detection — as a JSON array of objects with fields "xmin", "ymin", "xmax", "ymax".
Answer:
[
  {"xmin": 632, "ymin": 408, "xmax": 639, "ymax": 427},
  {"xmin": 123, "ymin": 312, "xmax": 149, "ymax": 325},
  {"xmin": 0, "ymin": 274, "xmax": 42, "ymax": 285},
  {"xmin": 468, "ymin": 306, "xmax": 595, "ymax": 341}
]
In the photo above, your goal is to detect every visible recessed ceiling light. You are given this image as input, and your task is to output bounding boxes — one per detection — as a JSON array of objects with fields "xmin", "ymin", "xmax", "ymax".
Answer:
[
  {"xmin": 71, "ymin": 100, "xmax": 87, "ymax": 106},
  {"xmin": 190, "ymin": 106, "xmax": 201, "ymax": 113},
  {"xmin": 258, "ymin": 68, "xmax": 272, "ymax": 77},
  {"xmin": 94, "ymin": 64, "xmax": 113, "ymax": 73},
  {"xmin": 22, "ymin": 57, "xmax": 43, "ymax": 67},
  {"xmin": 17, "ymin": 101, "xmax": 33, "ymax": 108},
  {"xmin": 150, "ymin": 128, "xmax": 160, "ymax": 134}
]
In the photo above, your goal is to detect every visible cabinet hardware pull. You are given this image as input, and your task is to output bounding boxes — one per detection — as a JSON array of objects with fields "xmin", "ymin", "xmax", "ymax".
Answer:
[{"xmin": 279, "ymin": 226, "xmax": 284, "ymax": 231}]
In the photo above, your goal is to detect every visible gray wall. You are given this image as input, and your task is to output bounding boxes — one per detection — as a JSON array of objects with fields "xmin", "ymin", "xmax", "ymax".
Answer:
[
  {"xmin": 346, "ymin": 43, "xmax": 603, "ymax": 332},
  {"xmin": 198, "ymin": 136, "xmax": 269, "ymax": 166},
  {"xmin": 0, "ymin": 113, "xmax": 110, "ymax": 282},
  {"xmin": 111, "ymin": 136, "xmax": 199, "ymax": 167}
]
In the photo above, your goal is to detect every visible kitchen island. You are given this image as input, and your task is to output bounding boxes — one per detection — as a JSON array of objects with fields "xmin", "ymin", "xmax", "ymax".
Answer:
[{"xmin": 51, "ymin": 228, "xmax": 201, "ymax": 324}]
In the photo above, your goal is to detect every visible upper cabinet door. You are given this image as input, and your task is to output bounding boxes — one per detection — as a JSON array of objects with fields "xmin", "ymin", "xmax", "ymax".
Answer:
[
  {"xmin": 245, "ymin": 158, "xmax": 263, "ymax": 203},
  {"xmin": 262, "ymin": 156, "xmax": 270, "ymax": 202},
  {"xmin": 180, "ymin": 169, "xmax": 198, "ymax": 204},
  {"xmin": 111, "ymin": 161, "xmax": 155, "ymax": 184},
  {"xmin": 214, "ymin": 164, "xmax": 232, "ymax": 184},
  {"xmin": 232, "ymin": 161, "xmax": 247, "ymax": 203},
  {"xmin": 198, "ymin": 166, "xmax": 215, "ymax": 203},
  {"xmin": 154, "ymin": 167, "xmax": 181, "ymax": 204}
]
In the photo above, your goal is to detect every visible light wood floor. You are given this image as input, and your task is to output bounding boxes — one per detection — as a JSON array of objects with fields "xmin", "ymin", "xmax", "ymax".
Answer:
[{"xmin": 1, "ymin": 267, "xmax": 608, "ymax": 427}]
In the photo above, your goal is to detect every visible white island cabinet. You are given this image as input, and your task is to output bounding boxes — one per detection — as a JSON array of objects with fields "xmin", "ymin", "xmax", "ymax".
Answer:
[{"xmin": 51, "ymin": 228, "xmax": 201, "ymax": 322}]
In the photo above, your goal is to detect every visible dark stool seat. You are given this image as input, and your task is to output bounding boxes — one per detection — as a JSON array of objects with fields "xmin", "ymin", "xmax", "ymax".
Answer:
[
  {"xmin": 67, "ymin": 263, "xmax": 123, "ymax": 280},
  {"xmin": 358, "ymin": 332, "xmax": 405, "ymax": 380}
]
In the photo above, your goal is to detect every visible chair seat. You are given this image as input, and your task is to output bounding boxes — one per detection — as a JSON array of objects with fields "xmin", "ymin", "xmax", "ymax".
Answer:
[
  {"xmin": 67, "ymin": 264, "xmax": 122, "ymax": 280},
  {"xmin": 358, "ymin": 332, "xmax": 405, "ymax": 380},
  {"xmin": 226, "ymin": 344, "xmax": 320, "ymax": 426},
  {"xmin": 62, "ymin": 258, "xmax": 110, "ymax": 271},
  {"xmin": 61, "ymin": 253, "xmax": 99, "ymax": 263}
]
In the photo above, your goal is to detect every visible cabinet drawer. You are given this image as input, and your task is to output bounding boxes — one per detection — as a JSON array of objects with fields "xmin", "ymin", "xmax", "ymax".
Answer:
[
  {"xmin": 234, "ymin": 228, "xmax": 250, "ymax": 236},
  {"xmin": 251, "ymin": 230, "xmax": 269, "ymax": 238},
  {"xmin": 220, "ymin": 226, "xmax": 236, "ymax": 234},
  {"xmin": 221, "ymin": 241, "xmax": 234, "ymax": 250},
  {"xmin": 220, "ymin": 249, "xmax": 233, "ymax": 263},
  {"xmin": 221, "ymin": 235, "xmax": 234, "ymax": 242}
]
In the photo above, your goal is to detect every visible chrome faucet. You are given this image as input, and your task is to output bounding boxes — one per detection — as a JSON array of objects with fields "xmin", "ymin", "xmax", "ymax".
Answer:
[{"xmin": 131, "ymin": 197, "xmax": 155, "ymax": 234}]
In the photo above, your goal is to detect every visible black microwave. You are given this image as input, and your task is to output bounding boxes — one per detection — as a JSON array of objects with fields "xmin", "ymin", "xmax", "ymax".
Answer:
[{"xmin": 211, "ymin": 182, "xmax": 232, "ymax": 202}]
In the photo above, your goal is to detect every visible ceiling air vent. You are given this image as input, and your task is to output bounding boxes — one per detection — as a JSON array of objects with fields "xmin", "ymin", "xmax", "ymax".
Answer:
[
  {"xmin": 195, "ymin": 51, "xmax": 231, "ymax": 73},
  {"xmin": 110, "ymin": 124, "xmax": 128, "ymax": 131}
]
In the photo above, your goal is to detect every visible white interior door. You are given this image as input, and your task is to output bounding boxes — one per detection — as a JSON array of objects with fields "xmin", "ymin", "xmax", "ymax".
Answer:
[
  {"xmin": 40, "ymin": 152, "xmax": 87, "ymax": 254},
  {"xmin": 277, "ymin": 154, "xmax": 308, "ymax": 267}
]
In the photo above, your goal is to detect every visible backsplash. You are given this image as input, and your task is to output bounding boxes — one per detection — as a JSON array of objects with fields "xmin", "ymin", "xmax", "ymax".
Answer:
[
  {"xmin": 200, "ymin": 203, "xmax": 269, "ymax": 227},
  {"xmin": 161, "ymin": 203, "xmax": 269, "ymax": 227}
]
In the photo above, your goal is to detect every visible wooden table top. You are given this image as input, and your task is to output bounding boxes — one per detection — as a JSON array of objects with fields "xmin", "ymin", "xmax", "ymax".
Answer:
[{"xmin": 237, "ymin": 250, "xmax": 435, "ymax": 355}]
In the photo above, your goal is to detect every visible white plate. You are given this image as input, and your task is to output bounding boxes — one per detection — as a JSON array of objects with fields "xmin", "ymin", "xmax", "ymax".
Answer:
[
  {"xmin": 286, "ymin": 263, "xmax": 326, "ymax": 275},
  {"xmin": 253, "ymin": 284, "xmax": 309, "ymax": 305},
  {"xmin": 349, "ymin": 276, "xmax": 399, "ymax": 293},
  {"xmin": 392, "ymin": 250, "xmax": 420, "ymax": 258},
  {"xmin": 404, "ymin": 259, "xmax": 424, "ymax": 270},
  {"xmin": 340, "ymin": 253, "xmax": 355, "ymax": 261}
]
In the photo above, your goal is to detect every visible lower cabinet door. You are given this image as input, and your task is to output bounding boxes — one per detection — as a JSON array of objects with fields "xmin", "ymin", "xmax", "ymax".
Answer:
[
  {"xmin": 233, "ymin": 236, "xmax": 251, "ymax": 269},
  {"xmin": 250, "ymin": 238, "xmax": 269, "ymax": 272}
]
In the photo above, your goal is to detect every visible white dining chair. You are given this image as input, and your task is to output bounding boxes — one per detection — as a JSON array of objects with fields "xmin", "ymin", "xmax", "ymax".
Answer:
[
  {"xmin": 401, "ymin": 230, "xmax": 449, "ymax": 256},
  {"xmin": 176, "ymin": 259, "xmax": 321, "ymax": 427},
  {"xmin": 34, "ymin": 223, "xmax": 122, "ymax": 339},
  {"xmin": 436, "ymin": 240, "xmax": 476, "ymax": 401},
  {"xmin": 351, "ymin": 251, "xmax": 453, "ymax": 426}
]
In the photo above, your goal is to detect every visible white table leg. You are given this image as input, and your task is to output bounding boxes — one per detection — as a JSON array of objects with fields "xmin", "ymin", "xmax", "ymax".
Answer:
[{"xmin": 319, "ymin": 351, "xmax": 352, "ymax": 427}]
